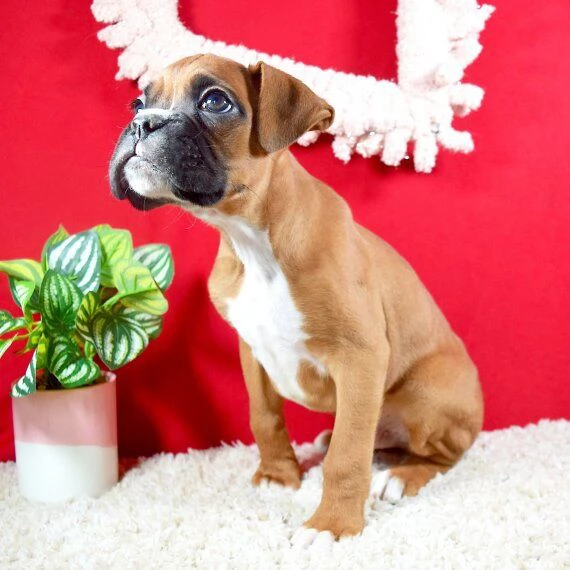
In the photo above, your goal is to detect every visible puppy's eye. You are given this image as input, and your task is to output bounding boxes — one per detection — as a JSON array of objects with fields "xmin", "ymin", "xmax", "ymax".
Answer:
[
  {"xmin": 130, "ymin": 98, "xmax": 145, "ymax": 113},
  {"xmin": 199, "ymin": 90, "xmax": 232, "ymax": 114}
]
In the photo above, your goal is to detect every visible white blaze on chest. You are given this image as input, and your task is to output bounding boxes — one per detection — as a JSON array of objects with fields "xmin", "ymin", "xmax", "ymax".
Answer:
[{"xmin": 201, "ymin": 212, "xmax": 323, "ymax": 405}]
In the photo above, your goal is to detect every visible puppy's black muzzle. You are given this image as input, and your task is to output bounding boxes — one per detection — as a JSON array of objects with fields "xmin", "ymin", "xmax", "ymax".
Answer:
[{"xmin": 109, "ymin": 112, "xmax": 227, "ymax": 209}]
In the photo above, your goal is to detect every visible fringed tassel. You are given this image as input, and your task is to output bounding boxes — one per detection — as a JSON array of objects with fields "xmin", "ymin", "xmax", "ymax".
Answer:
[{"xmin": 91, "ymin": 0, "xmax": 494, "ymax": 173}]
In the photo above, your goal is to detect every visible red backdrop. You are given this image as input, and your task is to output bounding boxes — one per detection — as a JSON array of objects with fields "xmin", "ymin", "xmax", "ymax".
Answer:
[{"xmin": 0, "ymin": 1, "xmax": 568, "ymax": 461}]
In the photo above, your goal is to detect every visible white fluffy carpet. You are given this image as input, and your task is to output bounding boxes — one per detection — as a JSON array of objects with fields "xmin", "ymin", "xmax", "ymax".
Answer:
[{"xmin": 1, "ymin": 420, "xmax": 569, "ymax": 569}]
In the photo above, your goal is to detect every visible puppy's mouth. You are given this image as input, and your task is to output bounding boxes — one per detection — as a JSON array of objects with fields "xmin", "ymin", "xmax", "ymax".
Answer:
[
  {"xmin": 111, "ymin": 153, "xmax": 224, "ymax": 210},
  {"xmin": 121, "ymin": 187, "xmax": 167, "ymax": 211}
]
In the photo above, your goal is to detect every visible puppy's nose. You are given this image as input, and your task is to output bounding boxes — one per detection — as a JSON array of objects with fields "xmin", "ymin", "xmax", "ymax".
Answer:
[{"xmin": 131, "ymin": 114, "xmax": 167, "ymax": 141}]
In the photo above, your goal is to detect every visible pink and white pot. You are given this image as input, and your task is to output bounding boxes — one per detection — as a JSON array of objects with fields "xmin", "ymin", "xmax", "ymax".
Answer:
[{"xmin": 11, "ymin": 373, "xmax": 118, "ymax": 502}]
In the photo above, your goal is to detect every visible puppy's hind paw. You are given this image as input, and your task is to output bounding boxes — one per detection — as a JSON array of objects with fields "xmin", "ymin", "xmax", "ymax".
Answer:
[{"xmin": 370, "ymin": 469, "xmax": 405, "ymax": 503}]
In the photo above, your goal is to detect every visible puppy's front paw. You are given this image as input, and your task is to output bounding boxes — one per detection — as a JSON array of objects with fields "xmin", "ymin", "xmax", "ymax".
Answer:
[
  {"xmin": 291, "ymin": 527, "xmax": 335, "ymax": 550},
  {"xmin": 294, "ymin": 505, "xmax": 364, "ymax": 545},
  {"xmin": 252, "ymin": 459, "xmax": 301, "ymax": 489}
]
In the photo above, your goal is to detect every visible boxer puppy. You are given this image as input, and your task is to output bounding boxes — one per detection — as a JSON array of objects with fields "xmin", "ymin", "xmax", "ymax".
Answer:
[{"xmin": 109, "ymin": 54, "xmax": 484, "ymax": 545}]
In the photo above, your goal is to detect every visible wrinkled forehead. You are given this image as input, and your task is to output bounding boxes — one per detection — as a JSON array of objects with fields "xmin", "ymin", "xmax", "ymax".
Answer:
[{"xmin": 145, "ymin": 55, "xmax": 252, "ymax": 109}]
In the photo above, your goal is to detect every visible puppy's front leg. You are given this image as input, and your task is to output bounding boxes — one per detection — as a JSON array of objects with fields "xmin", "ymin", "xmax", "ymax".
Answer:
[
  {"xmin": 239, "ymin": 338, "xmax": 302, "ymax": 489},
  {"xmin": 302, "ymin": 347, "xmax": 388, "ymax": 540}
]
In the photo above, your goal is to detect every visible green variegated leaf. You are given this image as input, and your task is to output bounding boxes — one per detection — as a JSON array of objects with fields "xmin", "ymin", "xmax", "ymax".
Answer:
[
  {"xmin": 39, "ymin": 270, "xmax": 84, "ymax": 332},
  {"xmin": 47, "ymin": 335, "xmax": 100, "ymax": 388},
  {"xmin": 120, "ymin": 307, "xmax": 163, "ymax": 339},
  {"xmin": 11, "ymin": 351, "xmax": 37, "ymax": 398},
  {"xmin": 76, "ymin": 291, "xmax": 99, "ymax": 341},
  {"xmin": 84, "ymin": 340, "xmax": 96, "ymax": 359},
  {"xmin": 95, "ymin": 225, "xmax": 133, "ymax": 287},
  {"xmin": 0, "ymin": 310, "xmax": 26, "ymax": 336},
  {"xmin": 0, "ymin": 336, "xmax": 16, "ymax": 359},
  {"xmin": 9, "ymin": 279, "xmax": 34, "ymax": 309},
  {"xmin": 90, "ymin": 309, "xmax": 149, "ymax": 370},
  {"xmin": 133, "ymin": 244, "xmax": 174, "ymax": 291},
  {"xmin": 8, "ymin": 278, "xmax": 38, "ymax": 314},
  {"xmin": 41, "ymin": 225, "xmax": 69, "ymax": 271},
  {"xmin": 0, "ymin": 259, "xmax": 43, "ymax": 287},
  {"xmin": 111, "ymin": 260, "xmax": 168, "ymax": 316},
  {"xmin": 46, "ymin": 231, "xmax": 101, "ymax": 293}
]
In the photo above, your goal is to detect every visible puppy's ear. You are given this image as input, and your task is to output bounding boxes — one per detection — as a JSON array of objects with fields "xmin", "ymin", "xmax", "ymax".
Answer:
[{"xmin": 249, "ymin": 62, "xmax": 334, "ymax": 154}]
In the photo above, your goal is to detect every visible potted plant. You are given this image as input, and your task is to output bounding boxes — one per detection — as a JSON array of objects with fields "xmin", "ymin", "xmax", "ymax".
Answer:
[{"xmin": 0, "ymin": 224, "xmax": 174, "ymax": 502}]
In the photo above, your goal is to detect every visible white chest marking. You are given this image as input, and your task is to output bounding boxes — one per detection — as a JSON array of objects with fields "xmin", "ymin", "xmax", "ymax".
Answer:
[{"xmin": 201, "ymin": 212, "xmax": 324, "ymax": 405}]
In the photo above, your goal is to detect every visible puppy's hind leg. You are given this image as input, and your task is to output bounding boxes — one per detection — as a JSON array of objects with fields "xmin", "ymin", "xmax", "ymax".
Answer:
[{"xmin": 372, "ymin": 348, "xmax": 483, "ymax": 502}]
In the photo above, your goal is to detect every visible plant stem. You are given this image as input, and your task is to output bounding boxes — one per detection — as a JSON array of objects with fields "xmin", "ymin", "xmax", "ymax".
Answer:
[
  {"xmin": 9, "ymin": 332, "xmax": 31, "ymax": 342},
  {"xmin": 103, "ymin": 293, "xmax": 122, "ymax": 308}
]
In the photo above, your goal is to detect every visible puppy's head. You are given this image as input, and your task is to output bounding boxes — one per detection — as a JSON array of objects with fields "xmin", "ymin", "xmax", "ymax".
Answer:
[{"xmin": 109, "ymin": 54, "xmax": 334, "ymax": 211}]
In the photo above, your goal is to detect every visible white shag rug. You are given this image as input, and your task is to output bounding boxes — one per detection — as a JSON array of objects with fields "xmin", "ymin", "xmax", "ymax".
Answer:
[{"xmin": 1, "ymin": 420, "xmax": 569, "ymax": 569}]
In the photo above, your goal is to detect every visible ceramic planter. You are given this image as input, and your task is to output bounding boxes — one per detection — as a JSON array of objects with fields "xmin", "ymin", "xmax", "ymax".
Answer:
[{"xmin": 11, "ymin": 373, "xmax": 118, "ymax": 502}]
